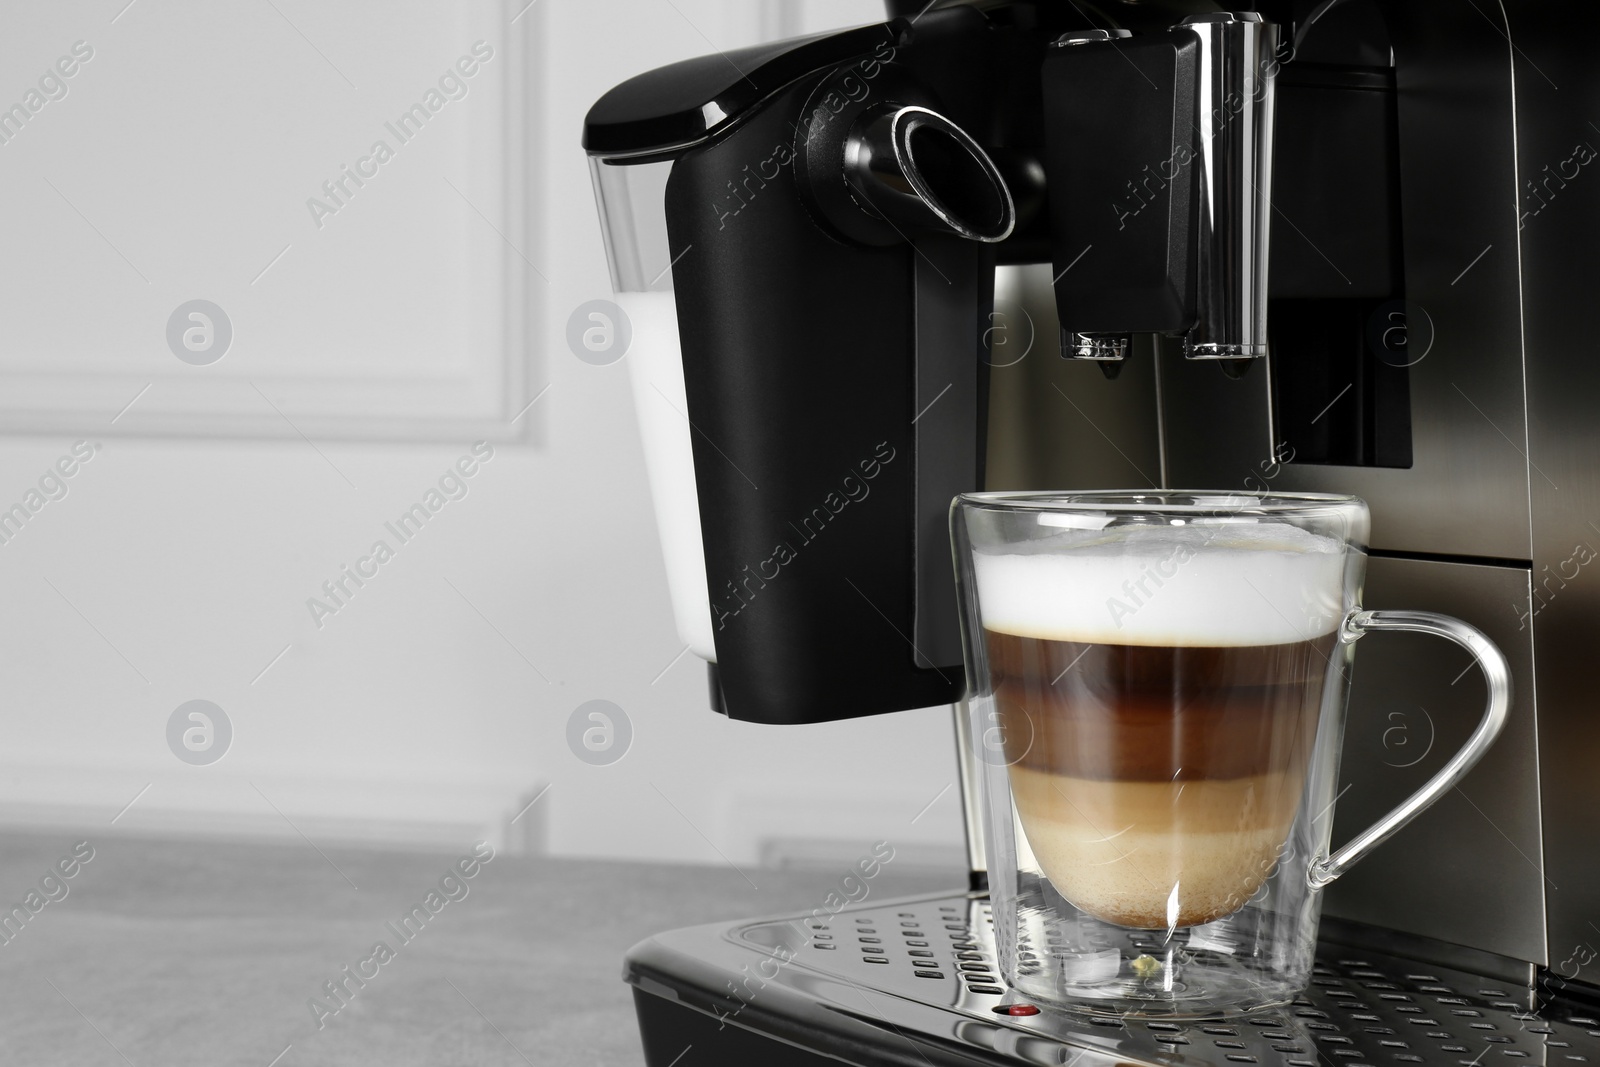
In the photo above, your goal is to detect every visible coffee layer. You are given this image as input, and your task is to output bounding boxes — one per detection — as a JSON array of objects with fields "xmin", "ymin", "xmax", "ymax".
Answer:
[
  {"xmin": 1010, "ymin": 764, "xmax": 1298, "ymax": 929},
  {"xmin": 987, "ymin": 631, "xmax": 1331, "ymax": 781}
]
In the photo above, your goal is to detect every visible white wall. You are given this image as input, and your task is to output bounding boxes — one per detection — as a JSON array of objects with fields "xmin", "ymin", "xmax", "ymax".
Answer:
[{"xmin": 0, "ymin": 0, "xmax": 966, "ymax": 871}]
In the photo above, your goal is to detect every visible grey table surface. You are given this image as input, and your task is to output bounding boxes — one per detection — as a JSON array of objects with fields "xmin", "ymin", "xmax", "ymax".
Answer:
[{"xmin": 0, "ymin": 830, "xmax": 961, "ymax": 1066}]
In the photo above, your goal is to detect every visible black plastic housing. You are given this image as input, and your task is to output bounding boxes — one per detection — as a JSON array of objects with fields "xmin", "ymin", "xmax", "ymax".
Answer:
[
  {"xmin": 664, "ymin": 68, "xmax": 986, "ymax": 724},
  {"xmin": 1043, "ymin": 32, "xmax": 1199, "ymax": 334},
  {"xmin": 1268, "ymin": 64, "xmax": 1412, "ymax": 468}
]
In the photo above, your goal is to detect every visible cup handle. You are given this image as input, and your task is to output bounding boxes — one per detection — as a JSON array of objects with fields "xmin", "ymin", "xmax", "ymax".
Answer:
[{"xmin": 1308, "ymin": 609, "xmax": 1512, "ymax": 889}]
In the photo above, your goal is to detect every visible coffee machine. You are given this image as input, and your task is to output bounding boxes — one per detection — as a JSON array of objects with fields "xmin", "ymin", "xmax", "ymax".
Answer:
[{"xmin": 584, "ymin": 1, "xmax": 1600, "ymax": 1063}]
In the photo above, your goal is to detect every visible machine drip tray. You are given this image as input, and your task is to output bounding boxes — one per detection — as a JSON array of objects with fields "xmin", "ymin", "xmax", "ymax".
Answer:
[{"xmin": 625, "ymin": 891, "xmax": 1598, "ymax": 1067}]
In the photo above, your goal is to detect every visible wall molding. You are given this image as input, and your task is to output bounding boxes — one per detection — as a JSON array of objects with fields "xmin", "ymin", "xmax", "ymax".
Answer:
[
  {"xmin": 0, "ymin": 764, "xmax": 548, "ymax": 856},
  {"xmin": 0, "ymin": 0, "xmax": 543, "ymax": 444}
]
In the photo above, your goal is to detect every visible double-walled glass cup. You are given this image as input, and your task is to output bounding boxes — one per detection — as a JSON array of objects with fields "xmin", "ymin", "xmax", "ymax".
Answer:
[{"xmin": 952, "ymin": 492, "xmax": 1509, "ymax": 1018}]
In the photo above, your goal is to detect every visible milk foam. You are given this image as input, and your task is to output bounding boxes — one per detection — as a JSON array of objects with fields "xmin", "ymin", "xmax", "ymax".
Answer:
[{"xmin": 975, "ymin": 523, "xmax": 1345, "ymax": 647}]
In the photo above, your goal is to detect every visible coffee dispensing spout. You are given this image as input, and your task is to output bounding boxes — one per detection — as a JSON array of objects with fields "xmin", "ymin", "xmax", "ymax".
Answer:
[
  {"xmin": 1182, "ymin": 12, "xmax": 1277, "ymax": 363},
  {"xmin": 1066, "ymin": 332, "xmax": 1133, "ymax": 380},
  {"xmin": 1045, "ymin": 12, "xmax": 1280, "ymax": 376}
]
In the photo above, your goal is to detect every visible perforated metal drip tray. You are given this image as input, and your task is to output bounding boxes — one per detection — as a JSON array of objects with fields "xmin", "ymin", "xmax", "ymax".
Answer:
[{"xmin": 625, "ymin": 892, "xmax": 1600, "ymax": 1067}]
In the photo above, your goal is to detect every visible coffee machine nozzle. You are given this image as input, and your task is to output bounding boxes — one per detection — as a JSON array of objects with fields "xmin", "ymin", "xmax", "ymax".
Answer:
[
  {"xmin": 1064, "ymin": 332, "xmax": 1134, "ymax": 380},
  {"xmin": 1182, "ymin": 11, "xmax": 1278, "ymax": 362},
  {"xmin": 1050, "ymin": 12, "xmax": 1279, "ymax": 368}
]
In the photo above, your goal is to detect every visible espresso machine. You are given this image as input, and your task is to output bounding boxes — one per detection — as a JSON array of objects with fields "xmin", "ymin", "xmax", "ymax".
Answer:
[{"xmin": 584, "ymin": 1, "xmax": 1600, "ymax": 1062}]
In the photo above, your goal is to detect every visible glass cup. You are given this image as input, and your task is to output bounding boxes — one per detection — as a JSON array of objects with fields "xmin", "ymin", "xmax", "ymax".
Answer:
[{"xmin": 951, "ymin": 491, "xmax": 1510, "ymax": 1018}]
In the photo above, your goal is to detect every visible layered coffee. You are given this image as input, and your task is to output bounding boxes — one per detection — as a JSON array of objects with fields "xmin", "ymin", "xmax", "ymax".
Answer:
[{"xmin": 975, "ymin": 525, "xmax": 1345, "ymax": 930}]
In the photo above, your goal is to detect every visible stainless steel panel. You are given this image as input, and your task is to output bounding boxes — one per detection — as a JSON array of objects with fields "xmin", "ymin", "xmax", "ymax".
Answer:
[
  {"xmin": 985, "ymin": 263, "xmax": 1163, "ymax": 493},
  {"xmin": 1323, "ymin": 556, "xmax": 1545, "ymax": 965},
  {"xmin": 1507, "ymin": 1, "xmax": 1600, "ymax": 989},
  {"xmin": 1154, "ymin": 340, "xmax": 1276, "ymax": 489},
  {"xmin": 1162, "ymin": 5, "xmax": 1532, "ymax": 562}
]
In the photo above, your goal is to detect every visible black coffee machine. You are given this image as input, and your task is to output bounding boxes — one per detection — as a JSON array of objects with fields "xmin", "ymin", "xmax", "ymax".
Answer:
[{"xmin": 584, "ymin": 2, "xmax": 1600, "ymax": 1063}]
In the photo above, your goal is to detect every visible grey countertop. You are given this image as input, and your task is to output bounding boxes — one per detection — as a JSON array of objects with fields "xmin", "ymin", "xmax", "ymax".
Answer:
[{"xmin": 0, "ymin": 831, "xmax": 960, "ymax": 1066}]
